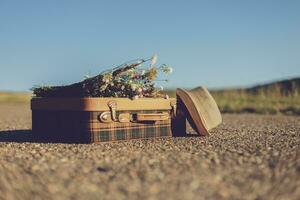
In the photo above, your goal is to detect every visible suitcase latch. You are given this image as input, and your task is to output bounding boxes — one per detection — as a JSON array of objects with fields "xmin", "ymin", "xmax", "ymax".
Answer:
[
  {"xmin": 108, "ymin": 101, "xmax": 117, "ymax": 121},
  {"xmin": 99, "ymin": 111, "xmax": 113, "ymax": 123}
]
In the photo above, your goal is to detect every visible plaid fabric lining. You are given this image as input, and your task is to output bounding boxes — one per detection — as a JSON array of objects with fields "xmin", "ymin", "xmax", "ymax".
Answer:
[
  {"xmin": 85, "ymin": 110, "xmax": 171, "ymax": 142},
  {"xmin": 90, "ymin": 124, "xmax": 171, "ymax": 142}
]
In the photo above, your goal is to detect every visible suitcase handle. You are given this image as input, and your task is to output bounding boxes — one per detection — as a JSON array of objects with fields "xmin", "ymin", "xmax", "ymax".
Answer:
[
  {"xmin": 100, "ymin": 112, "xmax": 169, "ymax": 123},
  {"xmin": 136, "ymin": 112, "xmax": 169, "ymax": 121}
]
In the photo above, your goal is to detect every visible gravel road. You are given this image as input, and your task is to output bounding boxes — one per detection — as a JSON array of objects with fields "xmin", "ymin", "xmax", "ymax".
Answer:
[{"xmin": 0, "ymin": 103, "xmax": 299, "ymax": 200}]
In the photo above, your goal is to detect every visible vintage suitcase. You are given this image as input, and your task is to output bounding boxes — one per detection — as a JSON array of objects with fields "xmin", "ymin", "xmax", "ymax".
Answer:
[{"xmin": 31, "ymin": 97, "xmax": 176, "ymax": 143}]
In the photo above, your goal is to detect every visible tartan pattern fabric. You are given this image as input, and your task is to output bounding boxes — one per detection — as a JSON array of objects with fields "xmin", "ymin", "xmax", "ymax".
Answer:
[
  {"xmin": 85, "ymin": 110, "xmax": 171, "ymax": 142},
  {"xmin": 90, "ymin": 121, "xmax": 171, "ymax": 142},
  {"xmin": 32, "ymin": 109, "xmax": 172, "ymax": 143}
]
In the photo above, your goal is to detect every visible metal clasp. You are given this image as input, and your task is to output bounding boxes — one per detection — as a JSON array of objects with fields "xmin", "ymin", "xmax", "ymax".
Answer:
[
  {"xmin": 108, "ymin": 101, "xmax": 117, "ymax": 121},
  {"xmin": 99, "ymin": 111, "xmax": 112, "ymax": 123}
]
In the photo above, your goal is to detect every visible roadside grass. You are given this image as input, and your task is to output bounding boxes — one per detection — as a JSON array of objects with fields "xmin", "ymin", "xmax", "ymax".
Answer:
[
  {"xmin": 210, "ymin": 90, "xmax": 300, "ymax": 115},
  {"xmin": 165, "ymin": 89, "xmax": 300, "ymax": 115},
  {"xmin": 0, "ymin": 92, "xmax": 31, "ymax": 104}
]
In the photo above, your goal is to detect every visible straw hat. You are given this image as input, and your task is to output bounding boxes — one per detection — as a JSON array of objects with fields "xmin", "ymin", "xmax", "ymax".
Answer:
[{"xmin": 176, "ymin": 87, "xmax": 222, "ymax": 136}]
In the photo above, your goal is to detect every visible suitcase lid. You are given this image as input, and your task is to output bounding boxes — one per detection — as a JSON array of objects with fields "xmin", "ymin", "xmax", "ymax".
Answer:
[{"xmin": 31, "ymin": 97, "xmax": 176, "ymax": 111}]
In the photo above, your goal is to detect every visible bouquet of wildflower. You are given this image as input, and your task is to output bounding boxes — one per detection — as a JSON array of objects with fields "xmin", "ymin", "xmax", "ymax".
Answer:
[{"xmin": 33, "ymin": 55, "xmax": 173, "ymax": 99}]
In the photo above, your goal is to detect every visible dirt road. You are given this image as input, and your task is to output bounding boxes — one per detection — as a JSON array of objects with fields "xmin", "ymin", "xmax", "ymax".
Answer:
[{"xmin": 0, "ymin": 103, "xmax": 299, "ymax": 200}]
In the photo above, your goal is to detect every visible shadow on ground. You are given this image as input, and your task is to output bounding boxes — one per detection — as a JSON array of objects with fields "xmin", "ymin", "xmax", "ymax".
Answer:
[
  {"xmin": 0, "ymin": 130, "xmax": 81, "ymax": 144},
  {"xmin": 0, "ymin": 129, "xmax": 200, "ymax": 144},
  {"xmin": 0, "ymin": 130, "xmax": 35, "ymax": 143}
]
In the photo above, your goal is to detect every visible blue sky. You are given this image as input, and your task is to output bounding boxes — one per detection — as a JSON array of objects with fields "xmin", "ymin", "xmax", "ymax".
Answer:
[{"xmin": 0, "ymin": 0, "xmax": 300, "ymax": 91}]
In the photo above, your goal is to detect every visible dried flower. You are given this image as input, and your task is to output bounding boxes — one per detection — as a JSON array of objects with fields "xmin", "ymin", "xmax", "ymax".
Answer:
[
  {"xmin": 115, "ymin": 77, "xmax": 121, "ymax": 82},
  {"xmin": 137, "ymin": 88, "xmax": 143, "ymax": 93},
  {"xmin": 136, "ymin": 59, "xmax": 144, "ymax": 64},
  {"xmin": 131, "ymin": 84, "xmax": 137, "ymax": 91},
  {"xmin": 84, "ymin": 74, "xmax": 91, "ymax": 79},
  {"xmin": 145, "ymin": 68, "xmax": 158, "ymax": 81},
  {"xmin": 100, "ymin": 84, "xmax": 108, "ymax": 91},
  {"xmin": 134, "ymin": 73, "xmax": 140, "ymax": 79},
  {"xmin": 160, "ymin": 64, "xmax": 173, "ymax": 74},
  {"xmin": 34, "ymin": 55, "xmax": 173, "ymax": 99},
  {"xmin": 102, "ymin": 73, "xmax": 112, "ymax": 83},
  {"xmin": 150, "ymin": 54, "xmax": 158, "ymax": 67}
]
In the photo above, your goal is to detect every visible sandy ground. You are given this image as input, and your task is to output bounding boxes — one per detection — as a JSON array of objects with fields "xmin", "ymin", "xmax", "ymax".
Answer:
[{"xmin": 0, "ymin": 103, "xmax": 299, "ymax": 200}]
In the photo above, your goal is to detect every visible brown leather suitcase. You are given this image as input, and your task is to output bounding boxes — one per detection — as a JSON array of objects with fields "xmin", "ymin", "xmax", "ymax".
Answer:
[{"xmin": 31, "ymin": 97, "xmax": 176, "ymax": 143}]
